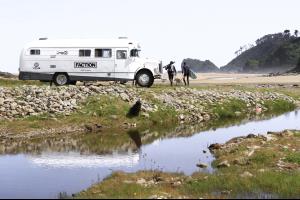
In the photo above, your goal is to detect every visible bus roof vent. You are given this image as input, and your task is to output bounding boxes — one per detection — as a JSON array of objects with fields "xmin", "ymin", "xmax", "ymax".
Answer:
[
  {"xmin": 39, "ymin": 38, "xmax": 48, "ymax": 40},
  {"xmin": 118, "ymin": 37, "xmax": 128, "ymax": 39}
]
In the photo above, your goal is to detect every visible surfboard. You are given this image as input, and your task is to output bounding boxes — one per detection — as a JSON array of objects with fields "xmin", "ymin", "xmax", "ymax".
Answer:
[{"xmin": 189, "ymin": 69, "xmax": 197, "ymax": 79}]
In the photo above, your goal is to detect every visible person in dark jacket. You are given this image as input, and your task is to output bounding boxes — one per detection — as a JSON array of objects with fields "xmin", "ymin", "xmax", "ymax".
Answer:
[
  {"xmin": 164, "ymin": 61, "xmax": 177, "ymax": 86},
  {"xmin": 181, "ymin": 62, "xmax": 190, "ymax": 86}
]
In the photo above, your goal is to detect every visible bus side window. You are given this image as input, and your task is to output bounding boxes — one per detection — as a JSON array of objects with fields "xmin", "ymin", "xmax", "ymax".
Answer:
[
  {"xmin": 30, "ymin": 49, "xmax": 40, "ymax": 55},
  {"xmin": 79, "ymin": 49, "xmax": 91, "ymax": 57},
  {"xmin": 95, "ymin": 49, "xmax": 112, "ymax": 58},
  {"xmin": 116, "ymin": 50, "xmax": 127, "ymax": 59}
]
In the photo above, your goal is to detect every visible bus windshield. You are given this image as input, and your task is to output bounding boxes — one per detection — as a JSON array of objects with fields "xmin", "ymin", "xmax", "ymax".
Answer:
[{"xmin": 130, "ymin": 49, "xmax": 140, "ymax": 57}]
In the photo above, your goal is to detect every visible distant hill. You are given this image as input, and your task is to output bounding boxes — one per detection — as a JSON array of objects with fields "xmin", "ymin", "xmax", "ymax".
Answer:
[
  {"xmin": 221, "ymin": 30, "xmax": 300, "ymax": 73},
  {"xmin": 289, "ymin": 57, "xmax": 300, "ymax": 72},
  {"xmin": 182, "ymin": 58, "xmax": 219, "ymax": 73}
]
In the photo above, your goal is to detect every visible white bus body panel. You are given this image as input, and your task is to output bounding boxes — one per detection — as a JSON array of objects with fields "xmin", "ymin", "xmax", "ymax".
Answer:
[{"xmin": 19, "ymin": 39, "xmax": 162, "ymax": 82}]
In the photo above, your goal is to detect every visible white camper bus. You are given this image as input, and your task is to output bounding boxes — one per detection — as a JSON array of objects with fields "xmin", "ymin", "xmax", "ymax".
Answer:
[{"xmin": 19, "ymin": 38, "xmax": 163, "ymax": 87}]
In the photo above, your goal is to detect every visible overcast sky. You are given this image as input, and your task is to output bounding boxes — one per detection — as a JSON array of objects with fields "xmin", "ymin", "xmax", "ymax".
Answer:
[{"xmin": 0, "ymin": 0, "xmax": 299, "ymax": 73}]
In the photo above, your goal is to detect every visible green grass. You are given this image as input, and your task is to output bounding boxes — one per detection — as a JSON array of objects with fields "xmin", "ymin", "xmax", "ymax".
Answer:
[
  {"xmin": 284, "ymin": 152, "xmax": 300, "ymax": 164},
  {"xmin": 295, "ymin": 132, "xmax": 300, "ymax": 137},
  {"xmin": 212, "ymin": 99, "xmax": 247, "ymax": 119},
  {"xmin": 182, "ymin": 170, "xmax": 300, "ymax": 198},
  {"xmin": 249, "ymin": 150, "xmax": 277, "ymax": 166},
  {"xmin": 264, "ymin": 99, "xmax": 296, "ymax": 114},
  {"xmin": 76, "ymin": 169, "xmax": 300, "ymax": 199},
  {"xmin": 0, "ymin": 78, "xmax": 45, "ymax": 87}
]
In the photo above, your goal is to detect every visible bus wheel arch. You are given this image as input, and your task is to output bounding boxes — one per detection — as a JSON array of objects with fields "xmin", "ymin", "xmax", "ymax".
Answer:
[
  {"xmin": 53, "ymin": 72, "xmax": 70, "ymax": 86},
  {"xmin": 135, "ymin": 69, "xmax": 154, "ymax": 87}
]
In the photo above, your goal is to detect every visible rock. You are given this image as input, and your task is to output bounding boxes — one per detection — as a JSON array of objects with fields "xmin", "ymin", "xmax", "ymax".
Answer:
[
  {"xmin": 221, "ymin": 190, "xmax": 231, "ymax": 195},
  {"xmin": 0, "ymin": 98, "xmax": 4, "ymax": 105},
  {"xmin": 136, "ymin": 178, "xmax": 146, "ymax": 185},
  {"xmin": 110, "ymin": 115, "xmax": 118, "ymax": 120},
  {"xmin": 233, "ymin": 158, "xmax": 249, "ymax": 165},
  {"xmin": 70, "ymin": 99, "xmax": 77, "ymax": 105},
  {"xmin": 84, "ymin": 124, "xmax": 102, "ymax": 133},
  {"xmin": 264, "ymin": 135, "xmax": 277, "ymax": 142},
  {"xmin": 179, "ymin": 114, "xmax": 185, "ymax": 121},
  {"xmin": 64, "ymin": 92, "xmax": 71, "ymax": 98},
  {"xmin": 141, "ymin": 113, "xmax": 150, "ymax": 118},
  {"xmin": 196, "ymin": 163, "xmax": 208, "ymax": 168},
  {"xmin": 27, "ymin": 109, "xmax": 35, "ymax": 113},
  {"xmin": 282, "ymin": 130, "xmax": 294, "ymax": 137},
  {"xmin": 246, "ymin": 134, "xmax": 257, "ymax": 139},
  {"xmin": 240, "ymin": 171, "xmax": 253, "ymax": 178},
  {"xmin": 10, "ymin": 102, "xmax": 18, "ymax": 110},
  {"xmin": 217, "ymin": 160, "xmax": 230, "ymax": 168},
  {"xmin": 255, "ymin": 106, "xmax": 262, "ymax": 114},
  {"xmin": 202, "ymin": 114, "xmax": 210, "ymax": 121},
  {"xmin": 208, "ymin": 143, "xmax": 222, "ymax": 151},
  {"xmin": 235, "ymin": 111, "xmax": 242, "ymax": 117},
  {"xmin": 120, "ymin": 93, "xmax": 130, "ymax": 102},
  {"xmin": 258, "ymin": 169, "xmax": 266, "ymax": 173},
  {"xmin": 172, "ymin": 181, "xmax": 182, "ymax": 187}
]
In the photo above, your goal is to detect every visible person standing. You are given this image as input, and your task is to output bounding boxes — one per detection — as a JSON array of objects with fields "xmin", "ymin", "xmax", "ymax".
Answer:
[
  {"xmin": 182, "ymin": 62, "xmax": 190, "ymax": 86},
  {"xmin": 164, "ymin": 61, "xmax": 177, "ymax": 86}
]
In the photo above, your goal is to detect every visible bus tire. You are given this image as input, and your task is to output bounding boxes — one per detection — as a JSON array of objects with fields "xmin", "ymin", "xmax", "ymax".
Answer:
[
  {"xmin": 135, "ymin": 70, "xmax": 154, "ymax": 87},
  {"xmin": 53, "ymin": 73, "xmax": 69, "ymax": 86}
]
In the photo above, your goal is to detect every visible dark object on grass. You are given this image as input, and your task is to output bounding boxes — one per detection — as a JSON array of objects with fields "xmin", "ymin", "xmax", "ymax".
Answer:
[{"xmin": 127, "ymin": 100, "xmax": 142, "ymax": 118}]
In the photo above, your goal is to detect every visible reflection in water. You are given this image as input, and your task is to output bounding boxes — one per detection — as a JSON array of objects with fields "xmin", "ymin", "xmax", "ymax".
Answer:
[
  {"xmin": 127, "ymin": 129, "xmax": 142, "ymax": 149},
  {"xmin": 28, "ymin": 152, "xmax": 140, "ymax": 169},
  {"xmin": 0, "ymin": 111, "xmax": 296, "ymax": 156}
]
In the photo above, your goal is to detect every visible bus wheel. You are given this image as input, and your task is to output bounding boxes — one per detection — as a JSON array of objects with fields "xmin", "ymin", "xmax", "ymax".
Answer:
[
  {"xmin": 136, "ymin": 70, "xmax": 154, "ymax": 87},
  {"xmin": 53, "ymin": 73, "xmax": 69, "ymax": 86}
]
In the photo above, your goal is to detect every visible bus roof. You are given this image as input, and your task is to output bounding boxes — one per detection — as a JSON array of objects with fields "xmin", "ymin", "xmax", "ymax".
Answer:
[{"xmin": 25, "ymin": 38, "xmax": 141, "ymax": 49}]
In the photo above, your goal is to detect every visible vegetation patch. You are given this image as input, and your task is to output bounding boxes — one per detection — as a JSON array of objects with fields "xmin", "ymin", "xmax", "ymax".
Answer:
[
  {"xmin": 213, "ymin": 99, "xmax": 247, "ymax": 119},
  {"xmin": 264, "ymin": 99, "xmax": 296, "ymax": 114},
  {"xmin": 284, "ymin": 152, "xmax": 300, "ymax": 164},
  {"xmin": 0, "ymin": 78, "xmax": 44, "ymax": 87}
]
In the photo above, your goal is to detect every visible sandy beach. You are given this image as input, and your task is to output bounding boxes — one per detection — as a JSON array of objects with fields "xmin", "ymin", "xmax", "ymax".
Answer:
[{"xmin": 161, "ymin": 73, "xmax": 300, "ymax": 85}]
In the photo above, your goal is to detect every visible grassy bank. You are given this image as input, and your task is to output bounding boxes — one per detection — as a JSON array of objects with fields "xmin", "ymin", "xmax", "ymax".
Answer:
[
  {"xmin": 76, "ymin": 130, "xmax": 300, "ymax": 199},
  {"xmin": 0, "ymin": 94, "xmax": 178, "ymax": 134},
  {"xmin": 0, "ymin": 84, "xmax": 297, "ymax": 156},
  {"xmin": 0, "ymin": 86, "xmax": 296, "ymax": 144},
  {"xmin": 0, "ymin": 78, "xmax": 45, "ymax": 87}
]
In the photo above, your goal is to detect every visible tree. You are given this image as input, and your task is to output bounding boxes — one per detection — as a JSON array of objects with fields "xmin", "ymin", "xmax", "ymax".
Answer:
[
  {"xmin": 284, "ymin": 29, "xmax": 291, "ymax": 38},
  {"xmin": 295, "ymin": 30, "xmax": 299, "ymax": 37},
  {"xmin": 293, "ymin": 57, "xmax": 300, "ymax": 72},
  {"xmin": 245, "ymin": 59, "xmax": 260, "ymax": 71}
]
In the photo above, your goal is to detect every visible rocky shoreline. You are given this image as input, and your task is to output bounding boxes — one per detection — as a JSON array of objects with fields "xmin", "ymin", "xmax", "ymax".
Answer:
[
  {"xmin": 0, "ymin": 85, "xmax": 295, "ymax": 122},
  {"xmin": 0, "ymin": 84, "xmax": 153, "ymax": 120},
  {"xmin": 209, "ymin": 130, "xmax": 300, "ymax": 171}
]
